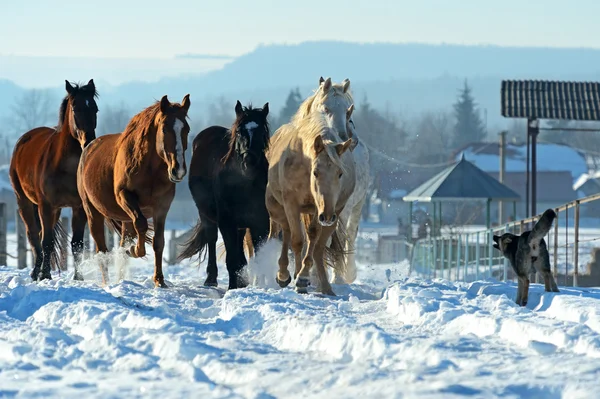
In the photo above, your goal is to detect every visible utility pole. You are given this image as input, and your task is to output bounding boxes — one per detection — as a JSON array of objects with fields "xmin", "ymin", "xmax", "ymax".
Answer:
[{"xmin": 499, "ymin": 131, "xmax": 507, "ymax": 224}]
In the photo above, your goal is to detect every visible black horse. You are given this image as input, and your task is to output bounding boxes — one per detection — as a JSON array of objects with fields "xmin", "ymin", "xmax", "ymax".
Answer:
[{"xmin": 178, "ymin": 101, "xmax": 270, "ymax": 289}]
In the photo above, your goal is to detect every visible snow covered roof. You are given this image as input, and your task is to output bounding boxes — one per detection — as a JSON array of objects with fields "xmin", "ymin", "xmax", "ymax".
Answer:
[{"xmin": 453, "ymin": 142, "xmax": 588, "ymax": 180}]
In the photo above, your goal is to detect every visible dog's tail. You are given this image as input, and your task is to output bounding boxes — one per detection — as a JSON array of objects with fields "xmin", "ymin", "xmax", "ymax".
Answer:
[{"xmin": 528, "ymin": 209, "xmax": 556, "ymax": 244}]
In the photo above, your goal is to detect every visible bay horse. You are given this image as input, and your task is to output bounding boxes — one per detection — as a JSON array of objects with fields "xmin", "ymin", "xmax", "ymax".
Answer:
[
  {"xmin": 177, "ymin": 101, "xmax": 270, "ymax": 290},
  {"xmin": 77, "ymin": 94, "xmax": 191, "ymax": 287},
  {"xmin": 9, "ymin": 79, "xmax": 98, "ymax": 281},
  {"xmin": 266, "ymin": 110, "xmax": 355, "ymax": 296}
]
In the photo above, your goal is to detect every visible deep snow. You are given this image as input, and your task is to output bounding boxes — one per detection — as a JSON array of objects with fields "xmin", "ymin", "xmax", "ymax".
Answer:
[{"xmin": 1, "ymin": 237, "xmax": 600, "ymax": 398}]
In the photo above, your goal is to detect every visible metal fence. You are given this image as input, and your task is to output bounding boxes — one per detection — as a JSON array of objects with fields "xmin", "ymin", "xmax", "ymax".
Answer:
[{"xmin": 410, "ymin": 193, "xmax": 600, "ymax": 287}]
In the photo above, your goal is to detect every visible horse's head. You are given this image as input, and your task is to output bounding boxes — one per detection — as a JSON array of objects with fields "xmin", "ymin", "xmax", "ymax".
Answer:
[
  {"xmin": 315, "ymin": 77, "xmax": 354, "ymax": 140},
  {"xmin": 65, "ymin": 79, "xmax": 98, "ymax": 147},
  {"xmin": 230, "ymin": 100, "xmax": 270, "ymax": 170},
  {"xmin": 310, "ymin": 134, "xmax": 353, "ymax": 226},
  {"xmin": 156, "ymin": 94, "xmax": 191, "ymax": 183}
]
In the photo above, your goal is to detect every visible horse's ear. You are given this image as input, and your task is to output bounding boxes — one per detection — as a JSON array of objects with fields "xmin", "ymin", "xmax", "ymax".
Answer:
[
  {"xmin": 342, "ymin": 79, "xmax": 350, "ymax": 93},
  {"xmin": 313, "ymin": 135, "xmax": 325, "ymax": 155},
  {"xmin": 65, "ymin": 80, "xmax": 74, "ymax": 94},
  {"xmin": 346, "ymin": 104, "xmax": 355, "ymax": 119},
  {"xmin": 181, "ymin": 94, "xmax": 191, "ymax": 113},
  {"xmin": 322, "ymin": 77, "xmax": 332, "ymax": 93},
  {"xmin": 87, "ymin": 79, "xmax": 95, "ymax": 89},
  {"xmin": 160, "ymin": 95, "xmax": 170, "ymax": 114},
  {"xmin": 235, "ymin": 100, "xmax": 243, "ymax": 117},
  {"xmin": 335, "ymin": 139, "xmax": 353, "ymax": 156},
  {"xmin": 262, "ymin": 102, "xmax": 269, "ymax": 117},
  {"xmin": 319, "ymin": 76, "xmax": 325, "ymax": 85}
]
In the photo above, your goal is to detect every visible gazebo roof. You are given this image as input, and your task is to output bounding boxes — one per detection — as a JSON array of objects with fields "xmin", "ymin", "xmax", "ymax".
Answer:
[{"xmin": 403, "ymin": 154, "xmax": 521, "ymax": 202}]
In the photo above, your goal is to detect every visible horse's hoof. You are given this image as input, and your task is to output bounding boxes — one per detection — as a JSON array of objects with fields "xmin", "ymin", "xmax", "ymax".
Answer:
[
  {"xmin": 155, "ymin": 280, "xmax": 168, "ymax": 288},
  {"xmin": 276, "ymin": 274, "xmax": 292, "ymax": 288},
  {"xmin": 321, "ymin": 288, "xmax": 336, "ymax": 296},
  {"xmin": 73, "ymin": 272, "xmax": 84, "ymax": 281},
  {"xmin": 295, "ymin": 276, "xmax": 310, "ymax": 294},
  {"xmin": 204, "ymin": 279, "xmax": 218, "ymax": 287},
  {"xmin": 39, "ymin": 273, "xmax": 52, "ymax": 281}
]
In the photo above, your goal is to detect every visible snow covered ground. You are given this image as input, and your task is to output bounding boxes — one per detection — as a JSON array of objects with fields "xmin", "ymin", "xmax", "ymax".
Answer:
[{"xmin": 1, "ymin": 236, "xmax": 600, "ymax": 398}]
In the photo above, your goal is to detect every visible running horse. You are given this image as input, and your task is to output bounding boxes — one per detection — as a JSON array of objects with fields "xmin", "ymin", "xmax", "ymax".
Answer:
[
  {"xmin": 77, "ymin": 94, "xmax": 191, "ymax": 287},
  {"xmin": 9, "ymin": 79, "xmax": 98, "ymax": 281},
  {"xmin": 177, "ymin": 101, "xmax": 271, "ymax": 290}
]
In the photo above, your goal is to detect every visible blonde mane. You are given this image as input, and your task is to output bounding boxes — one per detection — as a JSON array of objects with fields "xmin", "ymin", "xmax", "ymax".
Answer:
[
  {"xmin": 291, "ymin": 82, "xmax": 354, "ymax": 125},
  {"xmin": 298, "ymin": 112, "xmax": 347, "ymax": 173}
]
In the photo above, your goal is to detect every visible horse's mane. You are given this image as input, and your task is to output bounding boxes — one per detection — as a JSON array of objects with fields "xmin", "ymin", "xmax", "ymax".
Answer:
[
  {"xmin": 222, "ymin": 103, "xmax": 270, "ymax": 164},
  {"xmin": 291, "ymin": 82, "xmax": 354, "ymax": 126},
  {"xmin": 57, "ymin": 82, "xmax": 99, "ymax": 131},
  {"xmin": 117, "ymin": 101, "xmax": 162, "ymax": 168},
  {"xmin": 298, "ymin": 112, "xmax": 347, "ymax": 172}
]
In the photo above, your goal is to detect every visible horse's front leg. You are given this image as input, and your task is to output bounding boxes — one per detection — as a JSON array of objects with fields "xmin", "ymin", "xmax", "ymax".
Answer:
[
  {"xmin": 295, "ymin": 215, "xmax": 321, "ymax": 294},
  {"xmin": 151, "ymin": 208, "xmax": 168, "ymax": 288},
  {"xmin": 116, "ymin": 189, "xmax": 147, "ymax": 258},
  {"xmin": 38, "ymin": 202, "xmax": 57, "ymax": 280},
  {"xmin": 219, "ymin": 220, "xmax": 245, "ymax": 290},
  {"xmin": 315, "ymin": 223, "xmax": 337, "ymax": 296}
]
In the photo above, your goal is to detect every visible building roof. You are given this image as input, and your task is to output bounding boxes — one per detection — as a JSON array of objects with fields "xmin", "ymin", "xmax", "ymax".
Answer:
[
  {"xmin": 452, "ymin": 142, "xmax": 588, "ymax": 180},
  {"xmin": 501, "ymin": 80, "xmax": 600, "ymax": 121},
  {"xmin": 403, "ymin": 155, "xmax": 520, "ymax": 202}
]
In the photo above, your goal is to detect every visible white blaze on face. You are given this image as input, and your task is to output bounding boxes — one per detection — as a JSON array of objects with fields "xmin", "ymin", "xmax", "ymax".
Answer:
[
  {"xmin": 173, "ymin": 118, "xmax": 185, "ymax": 180},
  {"xmin": 245, "ymin": 121, "xmax": 258, "ymax": 146}
]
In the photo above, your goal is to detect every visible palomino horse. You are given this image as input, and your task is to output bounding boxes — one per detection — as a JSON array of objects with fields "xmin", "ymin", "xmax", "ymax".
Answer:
[
  {"xmin": 10, "ymin": 79, "xmax": 98, "ymax": 281},
  {"xmin": 274, "ymin": 76, "xmax": 370, "ymax": 284},
  {"xmin": 178, "ymin": 101, "xmax": 271, "ymax": 290},
  {"xmin": 77, "ymin": 95, "xmax": 191, "ymax": 287},
  {"xmin": 315, "ymin": 77, "xmax": 371, "ymax": 284},
  {"xmin": 266, "ymin": 110, "xmax": 355, "ymax": 296}
]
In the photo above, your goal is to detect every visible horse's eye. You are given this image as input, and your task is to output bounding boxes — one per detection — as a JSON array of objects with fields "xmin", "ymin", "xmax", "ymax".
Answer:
[
  {"xmin": 339, "ymin": 172, "xmax": 343, "ymax": 178},
  {"xmin": 313, "ymin": 171, "xmax": 318, "ymax": 178}
]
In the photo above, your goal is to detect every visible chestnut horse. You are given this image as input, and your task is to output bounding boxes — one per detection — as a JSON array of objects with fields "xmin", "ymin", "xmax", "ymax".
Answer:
[
  {"xmin": 10, "ymin": 79, "xmax": 98, "ymax": 281},
  {"xmin": 177, "ymin": 101, "xmax": 270, "ymax": 290},
  {"xmin": 266, "ymin": 110, "xmax": 355, "ymax": 296},
  {"xmin": 77, "ymin": 95, "xmax": 191, "ymax": 287}
]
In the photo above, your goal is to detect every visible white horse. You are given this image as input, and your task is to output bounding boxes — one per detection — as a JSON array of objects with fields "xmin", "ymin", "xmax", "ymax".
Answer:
[{"xmin": 292, "ymin": 77, "xmax": 370, "ymax": 284}]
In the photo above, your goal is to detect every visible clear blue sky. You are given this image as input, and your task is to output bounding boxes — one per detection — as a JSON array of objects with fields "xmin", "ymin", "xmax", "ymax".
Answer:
[{"xmin": 2, "ymin": 0, "xmax": 599, "ymax": 58}]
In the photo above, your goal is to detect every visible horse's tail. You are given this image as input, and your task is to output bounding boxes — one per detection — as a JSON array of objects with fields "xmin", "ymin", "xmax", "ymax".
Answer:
[
  {"xmin": 105, "ymin": 219, "xmax": 154, "ymax": 244},
  {"xmin": 50, "ymin": 219, "xmax": 69, "ymax": 272},
  {"xmin": 176, "ymin": 219, "xmax": 208, "ymax": 264}
]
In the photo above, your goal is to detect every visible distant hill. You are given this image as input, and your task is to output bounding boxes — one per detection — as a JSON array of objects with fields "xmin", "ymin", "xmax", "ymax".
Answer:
[{"xmin": 3, "ymin": 41, "xmax": 600, "ymax": 135}]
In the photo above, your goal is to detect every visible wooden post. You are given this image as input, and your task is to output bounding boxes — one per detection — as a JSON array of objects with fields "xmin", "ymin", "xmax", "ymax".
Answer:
[
  {"xmin": 84, "ymin": 225, "xmax": 91, "ymax": 257},
  {"xmin": 529, "ymin": 118, "xmax": 539, "ymax": 217},
  {"xmin": 60, "ymin": 216, "xmax": 69, "ymax": 271},
  {"xmin": 574, "ymin": 201, "xmax": 580, "ymax": 287},
  {"xmin": 499, "ymin": 131, "xmax": 506, "ymax": 224},
  {"xmin": 0, "ymin": 203, "xmax": 6, "ymax": 266},
  {"xmin": 105, "ymin": 225, "xmax": 114, "ymax": 252},
  {"xmin": 16, "ymin": 210, "xmax": 27, "ymax": 269}
]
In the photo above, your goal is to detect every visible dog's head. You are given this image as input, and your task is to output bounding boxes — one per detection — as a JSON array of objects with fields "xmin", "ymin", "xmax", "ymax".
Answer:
[{"xmin": 492, "ymin": 233, "xmax": 515, "ymax": 253}]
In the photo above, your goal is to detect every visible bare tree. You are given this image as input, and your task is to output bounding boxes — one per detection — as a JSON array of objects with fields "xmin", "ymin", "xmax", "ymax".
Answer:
[
  {"xmin": 206, "ymin": 96, "xmax": 234, "ymax": 127},
  {"xmin": 410, "ymin": 110, "xmax": 453, "ymax": 164},
  {"xmin": 98, "ymin": 102, "xmax": 132, "ymax": 136},
  {"xmin": 7, "ymin": 89, "xmax": 56, "ymax": 135}
]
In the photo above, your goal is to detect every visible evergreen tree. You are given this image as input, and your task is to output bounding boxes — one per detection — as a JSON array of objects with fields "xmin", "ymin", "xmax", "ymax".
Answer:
[
  {"xmin": 278, "ymin": 88, "xmax": 303, "ymax": 127},
  {"xmin": 452, "ymin": 80, "xmax": 486, "ymax": 149}
]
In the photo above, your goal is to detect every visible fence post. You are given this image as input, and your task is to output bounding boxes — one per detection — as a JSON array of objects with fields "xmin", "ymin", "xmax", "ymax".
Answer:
[
  {"xmin": 565, "ymin": 205, "xmax": 569, "ymax": 286},
  {"xmin": 0, "ymin": 203, "xmax": 6, "ymax": 266},
  {"xmin": 464, "ymin": 233, "xmax": 469, "ymax": 282},
  {"xmin": 448, "ymin": 237, "xmax": 453, "ymax": 280},
  {"xmin": 456, "ymin": 233, "xmax": 462, "ymax": 281},
  {"xmin": 488, "ymin": 229, "xmax": 493, "ymax": 278},
  {"xmin": 168, "ymin": 230, "xmax": 177, "ymax": 265},
  {"xmin": 440, "ymin": 236, "xmax": 445, "ymax": 280},
  {"xmin": 60, "ymin": 216, "xmax": 69, "ymax": 271},
  {"xmin": 475, "ymin": 232, "xmax": 480, "ymax": 281},
  {"xmin": 16, "ymin": 210, "xmax": 27, "ymax": 270},
  {"xmin": 105, "ymin": 225, "xmax": 115, "ymax": 252},
  {"xmin": 553, "ymin": 208, "xmax": 559, "ymax": 281},
  {"xmin": 573, "ymin": 201, "xmax": 580, "ymax": 287}
]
